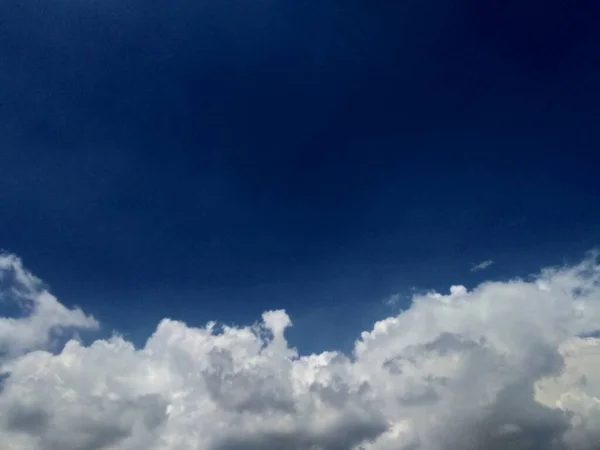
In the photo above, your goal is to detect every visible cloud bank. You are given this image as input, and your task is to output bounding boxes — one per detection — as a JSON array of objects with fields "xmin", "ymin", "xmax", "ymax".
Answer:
[{"xmin": 1, "ymin": 253, "xmax": 600, "ymax": 450}]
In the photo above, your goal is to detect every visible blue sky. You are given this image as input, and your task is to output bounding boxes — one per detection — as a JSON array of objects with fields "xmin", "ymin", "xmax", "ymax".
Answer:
[{"xmin": 1, "ymin": 0, "xmax": 599, "ymax": 354}]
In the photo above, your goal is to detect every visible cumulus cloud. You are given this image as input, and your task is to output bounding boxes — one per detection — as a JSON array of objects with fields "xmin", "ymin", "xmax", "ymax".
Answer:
[
  {"xmin": 471, "ymin": 259, "xmax": 494, "ymax": 272},
  {"xmin": 1, "ymin": 253, "xmax": 600, "ymax": 449},
  {"xmin": 0, "ymin": 254, "xmax": 98, "ymax": 359}
]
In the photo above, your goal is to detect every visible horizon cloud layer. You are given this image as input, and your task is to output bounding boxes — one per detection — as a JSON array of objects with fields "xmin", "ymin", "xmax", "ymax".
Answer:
[{"xmin": 1, "ymin": 253, "xmax": 600, "ymax": 449}]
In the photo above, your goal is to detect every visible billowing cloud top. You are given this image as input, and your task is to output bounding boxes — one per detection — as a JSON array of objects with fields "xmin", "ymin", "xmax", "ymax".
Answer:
[{"xmin": 1, "ymin": 253, "xmax": 600, "ymax": 450}]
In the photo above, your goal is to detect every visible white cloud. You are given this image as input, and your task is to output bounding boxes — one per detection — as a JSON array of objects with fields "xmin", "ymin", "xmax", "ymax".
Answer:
[
  {"xmin": 1, "ymin": 253, "xmax": 600, "ymax": 449},
  {"xmin": 0, "ymin": 254, "xmax": 98, "ymax": 359},
  {"xmin": 471, "ymin": 259, "xmax": 494, "ymax": 272}
]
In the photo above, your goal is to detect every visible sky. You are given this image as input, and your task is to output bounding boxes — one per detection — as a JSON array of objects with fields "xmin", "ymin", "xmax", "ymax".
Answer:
[
  {"xmin": 2, "ymin": 0, "xmax": 599, "ymax": 354},
  {"xmin": 1, "ymin": 1, "xmax": 600, "ymax": 448}
]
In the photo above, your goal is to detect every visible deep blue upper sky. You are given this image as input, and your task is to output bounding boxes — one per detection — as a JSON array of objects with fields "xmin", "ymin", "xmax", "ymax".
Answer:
[{"xmin": 1, "ymin": 0, "xmax": 599, "ymax": 352}]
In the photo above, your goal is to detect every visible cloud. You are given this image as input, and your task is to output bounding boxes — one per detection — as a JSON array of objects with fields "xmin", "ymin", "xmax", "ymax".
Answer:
[
  {"xmin": 471, "ymin": 259, "xmax": 494, "ymax": 272},
  {"xmin": 0, "ymin": 254, "xmax": 98, "ymax": 359},
  {"xmin": 0, "ymin": 253, "xmax": 600, "ymax": 449}
]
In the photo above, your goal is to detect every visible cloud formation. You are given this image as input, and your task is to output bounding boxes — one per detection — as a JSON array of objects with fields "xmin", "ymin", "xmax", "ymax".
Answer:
[
  {"xmin": 0, "ymin": 254, "xmax": 98, "ymax": 359},
  {"xmin": 1, "ymin": 253, "xmax": 600, "ymax": 449},
  {"xmin": 471, "ymin": 260, "xmax": 494, "ymax": 272}
]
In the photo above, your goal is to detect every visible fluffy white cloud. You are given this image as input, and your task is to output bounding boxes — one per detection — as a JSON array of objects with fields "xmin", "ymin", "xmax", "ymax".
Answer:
[
  {"xmin": 0, "ymin": 254, "xmax": 98, "ymax": 359},
  {"xmin": 1, "ymin": 253, "xmax": 600, "ymax": 449}
]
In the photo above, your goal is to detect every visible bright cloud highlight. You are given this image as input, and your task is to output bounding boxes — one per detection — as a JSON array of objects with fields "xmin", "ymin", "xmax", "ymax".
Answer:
[{"xmin": 1, "ymin": 253, "xmax": 600, "ymax": 449}]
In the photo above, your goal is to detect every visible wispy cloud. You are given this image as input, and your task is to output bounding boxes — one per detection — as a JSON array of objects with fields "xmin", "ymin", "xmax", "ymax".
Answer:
[{"xmin": 470, "ymin": 259, "xmax": 494, "ymax": 272}]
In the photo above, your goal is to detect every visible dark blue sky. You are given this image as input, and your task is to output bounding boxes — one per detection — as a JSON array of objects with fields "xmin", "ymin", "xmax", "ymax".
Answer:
[{"xmin": 1, "ymin": 0, "xmax": 599, "ymax": 352}]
